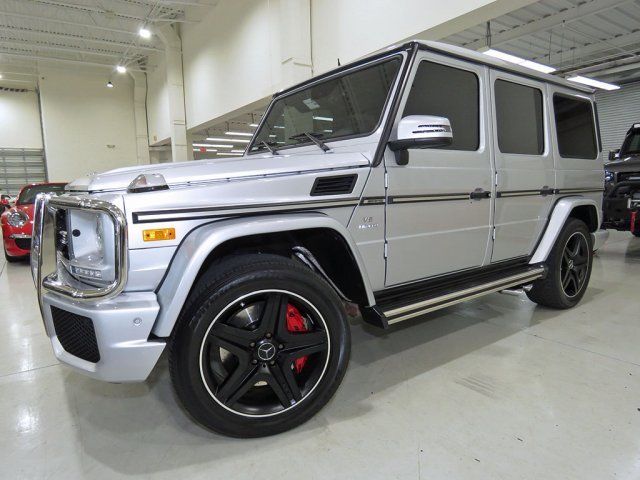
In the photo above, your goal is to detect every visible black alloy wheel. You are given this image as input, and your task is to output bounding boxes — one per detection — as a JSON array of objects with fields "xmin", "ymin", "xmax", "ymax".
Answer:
[
  {"xmin": 200, "ymin": 289, "xmax": 330, "ymax": 417},
  {"xmin": 560, "ymin": 232, "xmax": 589, "ymax": 298}
]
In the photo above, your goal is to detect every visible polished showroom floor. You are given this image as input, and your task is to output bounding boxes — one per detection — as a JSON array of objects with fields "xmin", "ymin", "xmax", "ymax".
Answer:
[{"xmin": 1, "ymin": 231, "xmax": 639, "ymax": 479}]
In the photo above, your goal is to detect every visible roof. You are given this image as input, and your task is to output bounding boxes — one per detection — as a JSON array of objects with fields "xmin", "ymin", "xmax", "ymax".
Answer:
[
  {"xmin": 417, "ymin": 41, "xmax": 594, "ymax": 94},
  {"xmin": 276, "ymin": 40, "xmax": 594, "ymax": 98}
]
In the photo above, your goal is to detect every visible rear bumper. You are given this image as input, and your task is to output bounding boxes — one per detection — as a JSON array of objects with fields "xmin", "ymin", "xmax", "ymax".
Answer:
[{"xmin": 41, "ymin": 291, "xmax": 165, "ymax": 382}]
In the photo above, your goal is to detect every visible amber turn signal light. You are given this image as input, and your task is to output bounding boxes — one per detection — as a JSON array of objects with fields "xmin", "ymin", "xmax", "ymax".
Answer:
[{"xmin": 143, "ymin": 228, "xmax": 176, "ymax": 241}]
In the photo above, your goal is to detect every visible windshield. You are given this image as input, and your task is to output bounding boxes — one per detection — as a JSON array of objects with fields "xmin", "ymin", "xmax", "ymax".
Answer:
[
  {"xmin": 249, "ymin": 56, "xmax": 402, "ymax": 154},
  {"xmin": 621, "ymin": 130, "xmax": 640, "ymax": 156},
  {"xmin": 18, "ymin": 184, "xmax": 65, "ymax": 205}
]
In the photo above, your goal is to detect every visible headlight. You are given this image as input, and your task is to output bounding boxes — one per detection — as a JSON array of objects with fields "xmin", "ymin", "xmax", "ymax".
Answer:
[
  {"xmin": 65, "ymin": 209, "xmax": 116, "ymax": 285},
  {"xmin": 7, "ymin": 211, "xmax": 28, "ymax": 227},
  {"xmin": 605, "ymin": 170, "xmax": 614, "ymax": 183}
]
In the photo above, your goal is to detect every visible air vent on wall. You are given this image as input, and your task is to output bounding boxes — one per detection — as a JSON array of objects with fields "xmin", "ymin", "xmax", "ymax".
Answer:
[{"xmin": 310, "ymin": 174, "xmax": 357, "ymax": 196}]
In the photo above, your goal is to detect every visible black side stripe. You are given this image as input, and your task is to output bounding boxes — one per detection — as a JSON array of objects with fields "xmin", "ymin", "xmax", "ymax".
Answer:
[{"xmin": 132, "ymin": 198, "xmax": 360, "ymax": 224}]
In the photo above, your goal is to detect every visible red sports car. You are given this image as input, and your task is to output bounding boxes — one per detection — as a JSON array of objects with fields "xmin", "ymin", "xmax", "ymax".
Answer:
[{"xmin": 1, "ymin": 183, "xmax": 66, "ymax": 262}]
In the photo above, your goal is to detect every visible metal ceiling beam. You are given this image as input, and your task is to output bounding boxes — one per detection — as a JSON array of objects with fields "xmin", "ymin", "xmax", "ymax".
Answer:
[
  {"xmin": 537, "ymin": 29, "xmax": 640, "ymax": 69},
  {"xmin": 0, "ymin": 50, "xmax": 146, "ymax": 71},
  {"xmin": 22, "ymin": 0, "xmax": 195, "ymax": 23},
  {"xmin": 0, "ymin": 10, "xmax": 140, "ymax": 36},
  {"xmin": 0, "ymin": 37, "xmax": 144, "ymax": 60},
  {"xmin": 464, "ymin": 0, "xmax": 632, "ymax": 51},
  {"xmin": 0, "ymin": 24, "xmax": 163, "ymax": 52}
]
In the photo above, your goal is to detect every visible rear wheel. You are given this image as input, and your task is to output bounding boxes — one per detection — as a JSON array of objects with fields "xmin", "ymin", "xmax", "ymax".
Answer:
[
  {"xmin": 526, "ymin": 218, "xmax": 592, "ymax": 309},
  {"xmin": 169, "ymin": 254, "xmax": 350, "ymax": 437}
]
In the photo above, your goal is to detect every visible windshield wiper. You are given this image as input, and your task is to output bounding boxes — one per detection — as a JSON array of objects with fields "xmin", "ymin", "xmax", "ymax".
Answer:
[
  {"xmin": 259, "ymin": 140, "xmax": 278, "ymax": 155},
  {"xmin": 289, "ymin": 132, "xmax": 331, "ymax": 152}
]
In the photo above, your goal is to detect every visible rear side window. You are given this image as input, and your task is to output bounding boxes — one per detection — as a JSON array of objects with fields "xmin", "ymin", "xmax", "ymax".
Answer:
[
  {"xmin": 403, "ymin": 61, "xmax": 479, "ymax": 151},
  {"xmin": 553, "ymin": 94, "xmax": 598, "ymax": 159},
  {"xmin": 494, "ymin": 79, "xmax": 544, "ymax": 155}
]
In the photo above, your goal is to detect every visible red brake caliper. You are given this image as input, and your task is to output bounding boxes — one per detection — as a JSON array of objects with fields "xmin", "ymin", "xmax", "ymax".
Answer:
[{"xmin": 286, "ymin": 304, "xmax": 309, "ymax": 374}]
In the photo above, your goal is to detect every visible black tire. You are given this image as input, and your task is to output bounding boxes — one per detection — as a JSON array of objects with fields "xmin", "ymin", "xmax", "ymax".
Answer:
[
  {"xmin": 526, "ymin": 218, "xmax": 593, "ymax": 309},
  {"xmin": 169, "ymin": 254, "xmax": 350, "ymax": 438}
]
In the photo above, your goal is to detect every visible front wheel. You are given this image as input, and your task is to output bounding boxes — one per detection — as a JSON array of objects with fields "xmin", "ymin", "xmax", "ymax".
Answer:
[
  {"xmin": 169, "ymin": 254, "xmax": 350, "ymax": 437},
  {"xmin": 527, "ymin": 218, "xmax": 593, "ymax": 309}
]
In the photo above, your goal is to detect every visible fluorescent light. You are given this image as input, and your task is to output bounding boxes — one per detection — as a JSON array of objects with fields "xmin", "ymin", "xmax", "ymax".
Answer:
[
  {"xmin": 323, "ymin": 129, "xmax": 333, "ymax": 133},
  {"xmin": 567, "ymin": 75, "xmax": 620, "ymax": 91},
  {"xmin": 274, "ymin": 125, "xmax": 285, "ymax": 129},
  {"xmin": 205, "ymin": 137, "xmax": 250, "ymax": 143},
  {"xmin": 249, "ymin": 123, "xmax": 259, "ymax": 127},
  {"xmin": 231, "ymin": 149, "xmax": 245, "ymax": 153},
  {"xmin": 269, "ymin": 134, "xmax": 276, "ymax": 138},
  {"xmin": 222, "ymin": 153, "xmax": 243, "ymax": 156},
  {"xmin": 312, "ymin": 116, "xmax": 333, "ymax": 122},
  {"xmin": 225, "ymin": 131, "xmax": 253, "ymax": 137},
  {"xmin": 0, "ymin": 74, "xmax": 3, "ymax": 79},
  {"xmin": 116, "ymin": 65, "xmax": 127, "ymax": 74},
  {"xmin": 139, "ymin": 27, "xmax": 151, "ymax": 39},
  {"xmin": 106, "ymin": 81, "xmax": 114, "ymax": 88},
  {"xmin": 482, "ymin": 48, "xmax": 556, "ymax": 74},
  {"xmin": 193, "ymin": 143, "xmax": 233, "ymax": 148}
]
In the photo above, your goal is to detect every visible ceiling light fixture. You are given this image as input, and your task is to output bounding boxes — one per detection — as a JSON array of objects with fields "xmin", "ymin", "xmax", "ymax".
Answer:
[
  {"xmin": 106, "ymin": 81, "xmax": 114, "ymax": 88},
  {"xmin": 231, "ymin": 149, "xmax": 245, "ymax": 153},
  {"xmin": 223, "ymin": 153, "xmax": 243, "ymax": 156},
  {"xmin": 481, "ymin": 48, "xmax": 556, "ymax": 74},
  {"xmin": 225, "ymin": 131, "xmax": 253, "ymax": 137},
  {"xmin": 205, "ymin": 137, "xmax": 250, "ymax": 143},
  {"xmin": 139, "ymin": 27, "xmax": 151, "ymax": 39},
  {"xmin": 193, "ymin": 143, "xmax": 233, "ymax": 148},
  {"xmin": 312, "ymin": 116, "xmax": 334, "ymax": 122},
  {"xmin": 567, "ymin": 75, "xmax": 620, "ymax": 91},
  {"xmin": 249, "ymin": 123, "xmax": 259, "ymax": 127},
  {"xmin": 116, "ymin": 65, "xmax": 127, "ymax": 74}
]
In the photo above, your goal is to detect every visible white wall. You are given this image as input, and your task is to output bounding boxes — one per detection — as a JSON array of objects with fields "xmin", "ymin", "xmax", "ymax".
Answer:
[
  {"xmin": 38, "ymin": 67, "xmax": 138, "ymax": 182},
  {"xmin": 311, "ymin": 0, "xmax": 537, "ymax": 74},
  {"xmin": 181, "ymin": 0, "xmax": 284, "ymax": 131},
  {"xmin": 174, "ymin": 0, "xmax": 536, "ymax": 134},
  {"xmin": 596, "ymin": 81, "xmax": 640, "ymax": 156},
  {"xmin": 146, "ymin": 51, "xmax": 171, "ymax": 146},
  {"xmin": 0, "ymin": 90, "xmax": 43, "ymax": 149}
]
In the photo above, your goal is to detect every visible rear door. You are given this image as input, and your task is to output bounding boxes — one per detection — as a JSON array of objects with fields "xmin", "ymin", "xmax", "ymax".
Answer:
[
  {"xmin": 384, "ymin": 52, "xmax": 493, "ymax": 286},
  {"xmin": 489, "ymin": 71, "xmax": 555, "ymax": 262}
]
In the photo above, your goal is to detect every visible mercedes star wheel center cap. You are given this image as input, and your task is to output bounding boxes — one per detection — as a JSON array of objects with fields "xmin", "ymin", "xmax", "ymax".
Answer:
[{"xmin": 257, "ymin": 342, "xmax": 276, "ymax": 361}]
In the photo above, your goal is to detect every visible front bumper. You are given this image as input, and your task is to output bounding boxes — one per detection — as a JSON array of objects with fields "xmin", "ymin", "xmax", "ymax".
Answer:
[
  {"xmin": 41, "ymin": 291, "xmax": 165, "ymax": 382},
  {"xmin": 32, "ymin": 194, "xmax": 164, "ymax": 382}
]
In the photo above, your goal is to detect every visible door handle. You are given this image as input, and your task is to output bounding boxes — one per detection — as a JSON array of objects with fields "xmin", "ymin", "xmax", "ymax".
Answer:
[{"xmin": 469, "ymin": 189, "xmax": 491, "ymax": 200}]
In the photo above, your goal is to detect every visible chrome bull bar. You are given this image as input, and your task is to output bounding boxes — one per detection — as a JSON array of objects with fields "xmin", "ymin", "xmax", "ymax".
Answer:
[{"xmin": 31, "ymin": 194, "xmax": 128, "ymax": 302}]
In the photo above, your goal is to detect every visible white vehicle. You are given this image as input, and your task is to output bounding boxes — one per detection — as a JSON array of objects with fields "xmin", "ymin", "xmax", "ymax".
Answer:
[{"xmin": 32, "ymin": 41, "xmax": 606, "ymax": 437}]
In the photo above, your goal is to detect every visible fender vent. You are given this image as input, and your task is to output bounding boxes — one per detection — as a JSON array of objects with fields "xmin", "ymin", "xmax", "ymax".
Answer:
[{"xmin": 311, "ymin": 174, "xmax": 357, "ymax": 196}]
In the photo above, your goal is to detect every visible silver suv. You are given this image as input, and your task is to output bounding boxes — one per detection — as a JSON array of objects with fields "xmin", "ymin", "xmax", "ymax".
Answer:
[{"xmin": 31, "ymin": 41, "xmax": 606, "ymax": 437}]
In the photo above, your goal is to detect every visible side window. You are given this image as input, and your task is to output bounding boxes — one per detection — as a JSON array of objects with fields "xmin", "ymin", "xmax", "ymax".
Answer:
[
  {"xmin": 403, "ymin": 61, "xmax": 479, "ymax": 151},
  {"xmin": 553, "ymin": 94, "xmax": 598, "ymax": 159},
  {"xmin": 494, "ymin": 79, "xmax": 544, "ymax": 155}
]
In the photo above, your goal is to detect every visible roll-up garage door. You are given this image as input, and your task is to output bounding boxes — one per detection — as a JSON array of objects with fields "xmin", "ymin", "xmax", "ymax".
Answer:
[
  {"xmin": 596, "ymin": 81, "xmax": 640, "ymax": 156},
  {"xmin": 0, "ymin": 148, "xmax": 47, "ymax": 195}
]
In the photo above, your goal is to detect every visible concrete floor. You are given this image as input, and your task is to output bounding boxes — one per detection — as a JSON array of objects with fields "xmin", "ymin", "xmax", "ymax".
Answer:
[{"xmin": 1, "ymin": 231, "xmax": 639, "ymax": 479}]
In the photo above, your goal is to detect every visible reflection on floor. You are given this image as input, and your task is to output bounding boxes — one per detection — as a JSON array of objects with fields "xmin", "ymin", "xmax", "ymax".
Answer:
[{"xmin": 1, "ymin": 231, "xmax": 639, "ymax": 479}]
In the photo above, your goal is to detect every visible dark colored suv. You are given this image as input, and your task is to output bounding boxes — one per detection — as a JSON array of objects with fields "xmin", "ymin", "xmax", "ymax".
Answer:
[{"xmin": 603, "ymin": 123, "xmax": 640, "ymax": 236}]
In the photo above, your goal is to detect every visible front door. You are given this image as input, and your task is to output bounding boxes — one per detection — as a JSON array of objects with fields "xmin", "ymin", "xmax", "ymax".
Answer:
[{"xmin": 385, "ymin": 53, "xmax": 493, "ymax": 286}]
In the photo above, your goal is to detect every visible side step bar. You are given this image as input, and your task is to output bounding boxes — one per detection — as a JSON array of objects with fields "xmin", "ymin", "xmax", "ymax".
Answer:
[{"xmin": 362, "ymin": 265, "xmax": 545, "ymax": 328}]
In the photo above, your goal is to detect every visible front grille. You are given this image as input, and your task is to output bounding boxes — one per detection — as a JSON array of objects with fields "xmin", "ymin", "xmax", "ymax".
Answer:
[
  {"xmin": 51, "ymin": 306, "xmax": 100, "ymax": 363},
  {"xmin": 14, "ymin": 237, "xmax": 31, "ymax": 250}
]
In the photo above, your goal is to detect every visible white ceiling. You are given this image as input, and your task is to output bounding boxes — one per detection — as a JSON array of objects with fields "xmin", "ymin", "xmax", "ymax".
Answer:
[
  {"xmin": 443, "ymin": 0, "xmax": 640, "ymax": 84},
  {"xmin": 0, "ymin": 0, "xmax": 214, "ymax": 87}
]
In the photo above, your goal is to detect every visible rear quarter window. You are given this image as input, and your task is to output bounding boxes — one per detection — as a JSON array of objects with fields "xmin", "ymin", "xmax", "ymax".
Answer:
[{"xmin": 553, "ymin": 94, "xmax": 598, "ymax": 159}]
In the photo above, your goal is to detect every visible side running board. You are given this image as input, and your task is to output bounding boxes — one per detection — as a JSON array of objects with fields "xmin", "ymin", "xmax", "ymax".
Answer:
[{"xmin": 362, "ymin": 264, "xmax": 545, "ymax": 328}]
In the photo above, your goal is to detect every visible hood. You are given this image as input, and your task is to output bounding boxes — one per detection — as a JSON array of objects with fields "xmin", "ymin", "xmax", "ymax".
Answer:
[
  {"xmin": 605, "ymin": 154, "xmax": 640, "ymax": 173},
  {"xmin": 66, "ymin": 152, "xmax": 370, "ymax": 193}
]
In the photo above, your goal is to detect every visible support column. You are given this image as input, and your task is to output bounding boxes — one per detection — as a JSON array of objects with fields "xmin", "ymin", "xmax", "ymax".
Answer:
[
  {"xmin": 129, "ymin": 71, "xmax": 150, "ymax": 165},
  {"xmin": 157, "ymin": 24, "xmax": 188, "ymax": 163}
]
